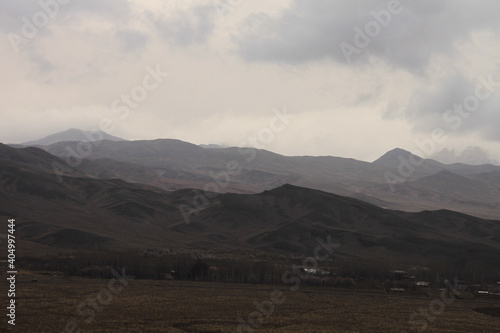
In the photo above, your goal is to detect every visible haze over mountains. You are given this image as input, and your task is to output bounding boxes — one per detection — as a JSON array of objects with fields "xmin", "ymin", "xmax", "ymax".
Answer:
[
  {"xmin": 1, "ymin": 142, "xmax": 499, "ymax": 273},
  {"xmin": 431, "ymin": 147, "xmax": 499, "ymax": 166},
  {"xmin": 20, "ymin": 128, "xmax": 127, "ymax": 146},
  {"xmin": 11, "ymin": 129, "xmax": 500, "ymax": 220},
  {"xmin": 3, "ymin": 2, "xmax": 500, "ymax": 331}
]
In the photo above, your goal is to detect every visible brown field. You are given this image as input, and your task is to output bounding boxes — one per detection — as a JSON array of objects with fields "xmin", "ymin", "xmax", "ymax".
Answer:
[{"xmin": 2, "ymin": 273, "xmax": 500, "ymax": 333}]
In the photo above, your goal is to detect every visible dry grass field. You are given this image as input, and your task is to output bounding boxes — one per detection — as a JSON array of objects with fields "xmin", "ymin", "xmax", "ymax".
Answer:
[{"xmin": 1, "ymin": 272, "xmax": 499, "ymax": 333}]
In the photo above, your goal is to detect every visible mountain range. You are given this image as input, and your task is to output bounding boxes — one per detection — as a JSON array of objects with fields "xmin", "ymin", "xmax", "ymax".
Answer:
[
  {"xmin": 1, "ymin": 142, "xmax": 499, "ymax": 273},
  {"xmin": 13, "ymin": 131, "xmax": 500, "ymax": 220}
]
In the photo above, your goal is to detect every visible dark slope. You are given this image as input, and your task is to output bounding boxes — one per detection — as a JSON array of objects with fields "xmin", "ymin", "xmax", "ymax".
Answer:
[
  {"xmin": 0, "ymin": 143, "xmax": 87, "ymax": 177},
  {"xmin": 368, "ymin": 170, "xmax": 500, "ymax": 218}
]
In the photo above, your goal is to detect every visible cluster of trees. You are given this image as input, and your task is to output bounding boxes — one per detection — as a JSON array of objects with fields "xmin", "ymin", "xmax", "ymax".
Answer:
[
  {"xmin": 21, "ymin": 252, "xmax": 287, "ymax": 283},
  {"xmin": 19, "ymin": 250, "xmax": 499, "ymax": 287}
]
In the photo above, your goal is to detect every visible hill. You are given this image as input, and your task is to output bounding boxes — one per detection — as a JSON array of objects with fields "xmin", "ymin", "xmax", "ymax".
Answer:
[
  {"xmin": 366, "ymin": 170, "xmax": 500, "ymax": 218},
  {"xmin": 472, "ymin": 170, "xmax": 500, "ymax": 190},
  {"xmin": 21, "ymin": 128, "xmax": 126, "ymax": 146}
]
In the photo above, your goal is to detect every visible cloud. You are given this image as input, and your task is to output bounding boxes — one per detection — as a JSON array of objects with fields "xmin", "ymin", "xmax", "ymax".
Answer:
[
  {"xmin": 403, "ymin": 69, "xmax": 500, "ymax": 141},
  {"xmin": 116, "ymin": 29, "xmax": 149, "ymax": 52},
  {"xmin": 1, "ymin": 0, "xmax": 134, "ymax": 63},
  {"xmin": 233, "ymin": 0, "xmax": 500, "ymax": 72},
  {"xmin": 0, "ymin": 0, "xmax": 498, "ymax": 162},
  {"xmin": 431, "ymin": 146, "xmax": 499, "ymax": 165},
  {"xmin": 231, "ymin": 0, "xmax": 500, "ymax": 143},
  {"xmin": 0, "ymin": 0, "xmax": 131, "ymax": 32},
  {"xmin": 65, "ymin": 0, "xmax": 131, "ymax": 18},
  {"xmin": 150, "ymin": 4, "xmax": 216, "ymax": 46}
]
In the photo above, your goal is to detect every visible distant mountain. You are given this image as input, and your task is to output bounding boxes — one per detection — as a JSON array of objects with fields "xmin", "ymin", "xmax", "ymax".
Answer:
[
  {"xmin": 472, "ymin": 170, "xmax": 500, "ymax": 190},
  {"xmin": 372, "ymin": 147, "xmax": 500, "ymax": 177},
  {"xmin": 373, "ymin": 148, "xmax": 424, "ymax": 165},
  {"xmin": 22, "ymin": 140, "xmax": 500, "ymax": 219},
  {"xmin": 373, "ymin": 148, "xmax": 445, "ymax": 179},
  {"xmin": 41, "ymin": 139, "xmax": 381, "ymax": 194},
  {"xmin": 22, "ymin": 128, "xmax": 127, "ymax": 146},
  {"xmin": 376, "ymin": 170, "xmax": 500, "ymax": 211},
  {"xmin": 432, "ymin": 147, "xmax": 499, "ymax": 166},
  {"xmin": 408, "ymin": 170, "xmax": 491, "ymax": 194},
  {"xmin": 1, "ymin": 144, "xmax": 499, "ymax": 272}
]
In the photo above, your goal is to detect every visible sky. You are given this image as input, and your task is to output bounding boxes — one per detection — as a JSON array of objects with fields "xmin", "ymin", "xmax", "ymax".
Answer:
[{"xmin": 1, "ymin": 0, "xmax": 499, "ymax": 163}]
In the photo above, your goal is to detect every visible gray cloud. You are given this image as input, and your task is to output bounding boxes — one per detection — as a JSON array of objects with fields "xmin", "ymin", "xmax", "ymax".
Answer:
[
  {"xmin": 478, "ymin": 95, "xmax": 500, "ymax": 141},
  {"xmin": 405, "ymin": 73, "xmax": 472, "ymax": 131},
  {"xmin": 403, "ymin": 71, "xmax": 500, "ymax": 141},
  {"xmin": 1, "ymin": 0, "xmax": 133, "ymax": 62},
  {"xmin": 382, "ymin": 101, "xmax": 403, "ymax": 120},
  {"xmin": 432, "ymin": 146, "xmax": 499, "ymax": 165},
  {"xmin": 0, "ymin": 1, "xmax": 42, "ymax": 33},
  {"xmin": 231, "ymin": 0, "xmax": 500, "ymax": 143},
  {"xmin": 0, "ymin": 0, "xmax": 131, "ymax": 32},
  {"xmin": 65, "ymin": 0, "xmax": 131, "ymax": 18},
  {"xmin": 150, "ymin": 5, "xmax": 215, "ymax": 46},
  {"xmin": 234, "ymin": 0, "xmax": 500, "ymax": 72},
  {"xmin": 116, "ymin": 29, "xmax": 149, "ymax": 52}
]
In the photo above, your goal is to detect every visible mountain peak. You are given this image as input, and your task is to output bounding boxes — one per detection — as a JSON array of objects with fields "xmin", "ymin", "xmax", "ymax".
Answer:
[
  {"xmin": 22, "ymin": 129, "xmax": 127, "ymax": 146},
  {"xmin": 372, "ymin": 148, "xmax": 423, "ymax": 165}
]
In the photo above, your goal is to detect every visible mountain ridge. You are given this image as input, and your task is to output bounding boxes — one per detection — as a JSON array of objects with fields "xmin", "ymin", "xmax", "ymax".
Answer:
[
  {"xmin": 23, "ymin": 138, "xmax": 500, "ymax": 219},
  {"xmin": 1, "ymin": 143, "xmax": 499, "ymax": 268}
]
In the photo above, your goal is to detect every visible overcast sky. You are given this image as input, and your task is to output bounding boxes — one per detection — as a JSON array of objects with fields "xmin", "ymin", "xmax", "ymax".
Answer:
[{"xmin": 1, "ymin": 0, "xmax": 499, "ymax": 162}]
